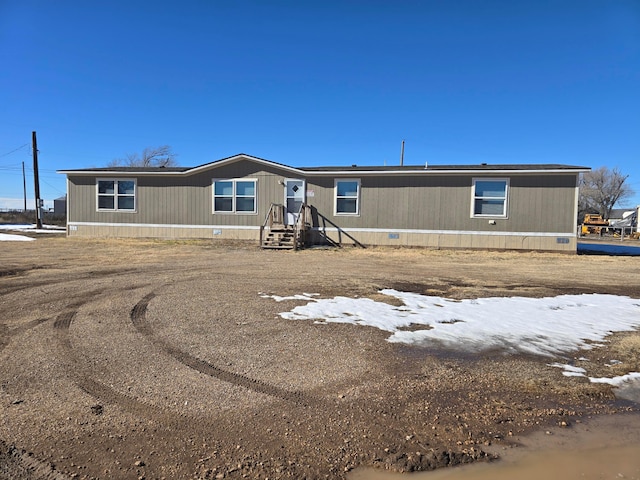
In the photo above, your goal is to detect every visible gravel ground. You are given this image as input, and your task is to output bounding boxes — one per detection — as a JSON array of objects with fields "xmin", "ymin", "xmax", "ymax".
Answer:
[{"xmin": 1, "ymin": 236, "xmax": 639, "ymax": 479}]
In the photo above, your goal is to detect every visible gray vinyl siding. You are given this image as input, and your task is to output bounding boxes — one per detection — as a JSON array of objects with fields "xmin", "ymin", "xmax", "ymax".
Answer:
[
  {"xmin": 506, "ymin": 174, "xmax": 577, "ymax": 233},
  {"xmin": 68, "ymin": 161, "xmax": 295, "ymax": 227},
  {"xmin": 68, "ymin": 162, "xmax": 578, "ymax": 236},
  {"xmin": 306, "ymin": 173, "xmax": 577, "ymax": 234}
]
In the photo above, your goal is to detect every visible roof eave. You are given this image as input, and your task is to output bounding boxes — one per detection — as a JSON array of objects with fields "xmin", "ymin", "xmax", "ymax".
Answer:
[
  {"xmin": 186, "ymin": 154, "xmax": 307, "ymax": 175},
  {"xmin": 57, "ymin": 155, "xmax": 591, "ymax": 176},
  {"xmin": 58, "ymin": 167, "xmax": 591, "ymax": 176},
  {"xmin": 301, "ymin": 167, "xmax": 591, "ymax": 176},
  {"xmin": 57, "ymin": 170, "xmax": 188, "ymax": 176},
  {"xmin": 58, "ymin": 153, "xmax": 308, "ymax": 176}
]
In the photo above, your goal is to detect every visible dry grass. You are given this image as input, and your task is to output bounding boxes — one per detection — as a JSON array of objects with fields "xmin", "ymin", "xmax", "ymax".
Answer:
[
  {"xmin": 575, "ymin": 331, "xmax": 640, "ymax": 377},
  {"xmin": 612, "ymin": 333, "xmax": 640, "ymax": 370}
]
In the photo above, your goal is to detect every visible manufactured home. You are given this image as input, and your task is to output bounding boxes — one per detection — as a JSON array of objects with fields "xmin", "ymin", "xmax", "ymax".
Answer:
[{"xmin": 58, "ymin": 154, "xmax": 588, "ymax": 252}]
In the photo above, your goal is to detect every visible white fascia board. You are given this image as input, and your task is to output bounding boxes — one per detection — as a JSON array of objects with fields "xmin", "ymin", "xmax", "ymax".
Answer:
[
  {"xmin": 58, "ymin": 154, "xmax": 307, "ymax": 177},
  {"xmin": 186, "ymin": 154, "xmax": 306, "ymax": 175},
  {"xmin": 57, "ymin": 170, "xmax": 174, "ymax": 176},
  {"xmin": 58, "ymin": 158, "xmax": 591, "ymax": 176},
  {"xmin": 303, "ymin": 168, "xmax": 591, "ymax": 176}
]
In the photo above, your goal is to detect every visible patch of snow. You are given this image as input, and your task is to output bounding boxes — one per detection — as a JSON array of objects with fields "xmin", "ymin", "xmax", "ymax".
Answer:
[
  {"xmin": 588, "ymin": 372, "xmax": 640, "ymax": 386},
  {"xmin": 548, "ymin": 363, "xmax": 587, "ymax": 376},
  {"xmin": 269, "ymin": 289, "xmax": 640, "ymax": 357},
  {"xmin": 260, "ymin": 293, "xmax": 320, "ymax": 302},
  {"xmin": 548, "ymin": 362, "xmax": 640, "ymax": 396},
  {"xmin": 0, "ymin": 223, "xmax": 65, "ymax": 234},
  {"xmin": 0, "ymin": 233, "xmax": 34, "ymax": 242},
  {"xmin": 0, "ymin": 223, "xmax": 33, "ymax": 230}
]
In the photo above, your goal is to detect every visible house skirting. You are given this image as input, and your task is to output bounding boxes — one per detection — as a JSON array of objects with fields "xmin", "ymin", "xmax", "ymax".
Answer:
[
  {"xmin": 66, "ymin": 222, "xmax": 577, "ymax": 252},
  {"xmin": 309, "ymin": 227, "xmax": 576, "ymax": 252},
  {"xmin": 67, "ymin": 223, "xmax": 260, "ymax": 241}
]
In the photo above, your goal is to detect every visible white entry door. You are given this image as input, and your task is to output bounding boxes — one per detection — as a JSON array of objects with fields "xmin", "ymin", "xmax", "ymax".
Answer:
[{"xmin": 285, "ymin": 179, "xmax": 305, "ymax": 225}]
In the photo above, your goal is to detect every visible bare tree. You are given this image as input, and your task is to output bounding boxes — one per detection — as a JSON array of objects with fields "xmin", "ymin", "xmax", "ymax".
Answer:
[
  {"xmin": 109, "ymin": 145, "xmax": 177, "ymax": 167},
  {"xmin": 579, "ymin": 166, "xmax": 635, "ymax": 219}
]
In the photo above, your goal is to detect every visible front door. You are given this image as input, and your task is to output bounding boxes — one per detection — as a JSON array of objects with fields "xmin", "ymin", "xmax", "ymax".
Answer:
[{"xmin": 285, "ymin": 179, "xmax": 305, "ymax": 225}]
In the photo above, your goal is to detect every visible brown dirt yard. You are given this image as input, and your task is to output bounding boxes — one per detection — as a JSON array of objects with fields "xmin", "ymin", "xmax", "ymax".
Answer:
[{"xmin": 1, "ymin": 236, "xmax": 639, "ymax": 479}]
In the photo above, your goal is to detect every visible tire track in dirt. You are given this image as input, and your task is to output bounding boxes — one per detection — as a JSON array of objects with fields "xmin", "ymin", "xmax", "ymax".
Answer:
[
  {"xmin": 0, "ymin": 439, "xmax": 71, "ymax": 480},
  {"xmin": 51, "ymin": 307, "xmax": 178, "ymax": 420},
  {"xmin": 47, "ymin": 301, "xmax": 297, "ymax": 476},
  {"xmin": 0, "ymin": 269, "xmax": 137, "ymax": 297},
  {"xmin": 50, "ymin": 298, "xmax": 264, "ymax": 432},
  {"xmin": 9, "ymin": 304, "xmax": 221, "ymax": 480},
  {"xmin": 131, "ymin": 292, "xmax": 316, "ymax": 407},
  {"xmin": 0, "ymin": 262, "xmax": 225, "ymax": 297}
]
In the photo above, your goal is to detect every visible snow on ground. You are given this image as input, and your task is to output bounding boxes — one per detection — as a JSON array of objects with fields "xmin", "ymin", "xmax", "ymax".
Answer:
[
  {"xmin": 260, "ymin": 293, "xmax": 320, "ymax": 302},
  {"xmin": 0, "ymin": 224, "xmax": 65, "ymax": 240},
  {"xmin": 0, "ymin": 232, "xmax": 34, "ymax": 242},
  {"xmin": 547, "ymin": 363, "xmax": 588, "ymax": 377},
  {"xmin": 549, "ymin": 363, "xmax": 640, "ymax": 396},
  {"xmin": 0, "ymin": 223, "xmax": 65, "ymax": 233},
  {"xmin": 264, "ymin": 290, "xmax": 640, "ymax": 396},
  {"xmin": 549, "ymin": 363, "xmax": 640, "ymax": 386},
  {"xmin": 266, "ymin": 289, "xmax": 640, "ymax": 357},
  {"xmin": 589, "ymin": 372, "xmax": 640, "ymax": 386}
]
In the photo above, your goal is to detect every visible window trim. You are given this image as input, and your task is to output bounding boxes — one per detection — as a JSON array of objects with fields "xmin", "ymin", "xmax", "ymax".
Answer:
[
  {"xmin": 96, "ymin": 178, "xmax": 137, "ymax": 212},
  {"xmin": 212, "ymin": 178, "xmax": 258, "ymax": 215},
  {"xmin": 334, "ymin": 178, "xmax": 361, "ymax": 216},
  {"xmin": 471, "ymin": 177, "xmax": 509, "ymax": 218}
]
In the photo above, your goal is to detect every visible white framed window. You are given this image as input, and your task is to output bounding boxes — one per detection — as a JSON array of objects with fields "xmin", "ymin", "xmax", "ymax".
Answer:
[
  {"xmin": 97, "ymin": 179, "xmax": 136, "ymax": 211},
  {"xmin": 335, "ymin": 179, "xmax": 360, "ymax": 215},
  {"xmin": 471, "ymin": 178, "xmax": 509, "ymax": 218},
  {"xmin": 213, "ymin": 179, "xmax": 257, "ymax": 214}
]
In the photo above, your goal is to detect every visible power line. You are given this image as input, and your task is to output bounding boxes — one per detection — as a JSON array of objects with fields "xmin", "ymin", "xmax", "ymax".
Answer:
[
  {"xmin": 40, "ymin": 178, "xmax": 66, "ymax": 196},
  {"xmin": 0, "ymin": 144, "xmax": 29, "ymax": 158},
  {"xmin": 0, "ymin": 165, "xmax": 61, "ymax": 175}
]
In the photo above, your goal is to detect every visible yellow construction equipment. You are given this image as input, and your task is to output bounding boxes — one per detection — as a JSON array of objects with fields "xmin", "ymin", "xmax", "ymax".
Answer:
[{"xmin": 581, "ymin": 214, "xmax": 609, "ymax": 235}]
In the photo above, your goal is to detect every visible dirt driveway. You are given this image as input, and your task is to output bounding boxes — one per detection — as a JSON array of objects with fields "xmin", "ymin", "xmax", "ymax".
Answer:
[{"xmin": 1, "ymin": 237, "xmax": 639, "ymax": 479}]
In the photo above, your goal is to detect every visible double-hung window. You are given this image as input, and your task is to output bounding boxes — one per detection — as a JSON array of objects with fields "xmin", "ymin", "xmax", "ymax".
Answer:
[
  {"xmin": 97, "ymin": 179, "xmax": 136, "ymax": 211},
  {"xmin": 213, "ymin": 179, "xmax": 257, "ymax": 214},
  {"xmin": 472, "ymin": 178, "xmax": 509, "ymax": 217},
  {"xmin": 335, "ymin": 179, "xmax": 360, "ymax": 215}
]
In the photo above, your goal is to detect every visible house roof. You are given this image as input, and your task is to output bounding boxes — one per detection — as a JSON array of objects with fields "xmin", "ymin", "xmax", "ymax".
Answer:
[
  {"xmin": 58, "ymin": 153, "xmax": 590, "ymax": 176},
  {"xmin": 609, "ymin": 208, "xmax": 638, "ymax": 219},
  {"xmin": 299, "ymin": 164, "xmax": 587, "ymax": 172},
  {"xmin": 58, "ymin": 166, "xmax": 191, "ymax": 173}
]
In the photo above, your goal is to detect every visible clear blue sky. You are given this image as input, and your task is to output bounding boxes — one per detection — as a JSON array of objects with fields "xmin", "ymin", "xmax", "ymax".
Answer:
[{"xmin": 1, "ymin": 0, "xmax": 639, "ymax": 209}]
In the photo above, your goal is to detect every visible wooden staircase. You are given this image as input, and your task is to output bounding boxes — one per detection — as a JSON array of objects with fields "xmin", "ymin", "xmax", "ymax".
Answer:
[
  {"xmin": 260, "ymin": 203, "xmax": 311, "ymax": 250},
  {"xmin": 261, "ymin": 225, "xmax": 297, "ymax": 249}
]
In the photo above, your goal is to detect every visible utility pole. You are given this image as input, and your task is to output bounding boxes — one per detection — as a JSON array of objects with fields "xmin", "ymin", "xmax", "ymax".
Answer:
[
  {"xmin": 32, "ymin": 131, "xmax": 43, "ymax": 229},
  {"xmin": 22, "ymin": 161, "xmax": 27, "ymax": 211}
]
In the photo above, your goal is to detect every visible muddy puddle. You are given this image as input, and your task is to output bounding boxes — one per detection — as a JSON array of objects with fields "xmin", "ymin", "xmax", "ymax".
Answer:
[{"xmin": 349, "ymin": 412, "xmax": 640, "ymax": 480}]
